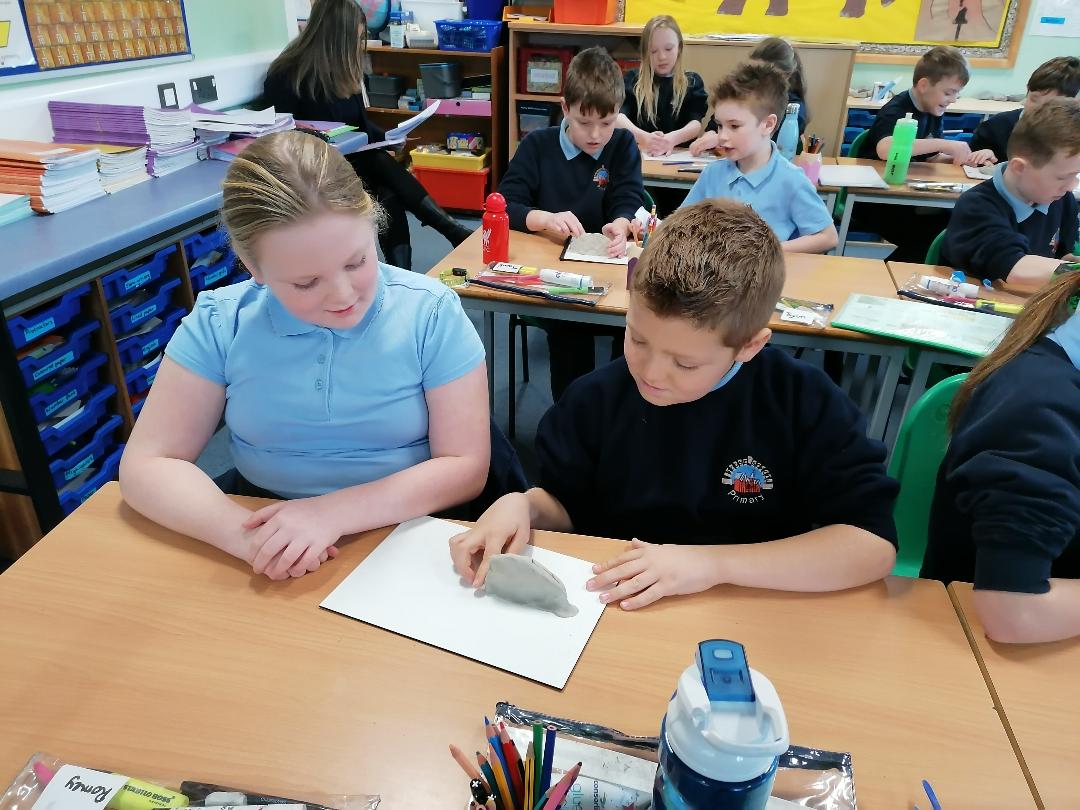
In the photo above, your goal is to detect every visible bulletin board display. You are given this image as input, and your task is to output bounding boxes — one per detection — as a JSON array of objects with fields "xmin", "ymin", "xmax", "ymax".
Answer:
[
  {"xmin": 625, "ymin": 0, "xmax": 1025, "ymax": 59},
  {"xmin": 0, "ymin": 0, "xmax": 191, "ymax": 82}
]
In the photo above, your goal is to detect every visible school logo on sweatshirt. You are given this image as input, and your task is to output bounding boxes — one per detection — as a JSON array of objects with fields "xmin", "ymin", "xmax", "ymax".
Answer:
[
  {"xmin": 722, "ymin": 456, "xmax": 773, "ymax": 504},
  {"xmin": 593, "ymin": 165, "xmax": 609, "ymax": 188}
]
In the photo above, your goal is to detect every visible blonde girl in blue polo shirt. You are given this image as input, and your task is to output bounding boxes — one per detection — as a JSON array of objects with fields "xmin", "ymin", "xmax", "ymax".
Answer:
[{"xmin": 120, "ymin": 131, "xmax": 490, "ymax": 580}]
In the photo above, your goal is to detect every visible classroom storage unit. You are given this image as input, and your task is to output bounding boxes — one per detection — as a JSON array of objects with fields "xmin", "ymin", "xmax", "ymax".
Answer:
[{"xmin": 365, "ymin": 45, "xmax": 509, "ymax": 211}]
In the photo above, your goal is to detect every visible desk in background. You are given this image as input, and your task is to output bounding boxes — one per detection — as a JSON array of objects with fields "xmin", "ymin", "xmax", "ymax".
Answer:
[
  {"xmin": 433, "ymin": 230, "xmax": 907, "ymax": 439},
  {"xmin": 950, "ymin": 582, "xmax": 1078, "ymax": 809},
  {"xmin": 847, "ymin": 95, "xmax": 1022, "ymax": 117},
  {"xmin": 0, "ymin": 483, "xmax": 1036, "ymax": 808}
]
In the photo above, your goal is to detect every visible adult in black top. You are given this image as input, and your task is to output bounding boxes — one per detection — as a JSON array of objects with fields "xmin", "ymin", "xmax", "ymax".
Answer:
[
  {"xmin": 261, "ymin": 0, "xmax": 471, "ymax": 270},
  {"xmin": 923, "ymin": 273, "xmax": 1080, "ymax": 643}
]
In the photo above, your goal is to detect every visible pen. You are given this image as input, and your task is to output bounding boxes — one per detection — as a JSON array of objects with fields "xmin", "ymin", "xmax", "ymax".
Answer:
[
  {"xmin": 922, "ymin": 779, "xmax": 942, "ymax": 810},
  {"xmin": 897, "ymin": 289, "xmax": 976, "ymax": 311},
  {"xmin": 466, "ymin": 277, "xmax": 598, "ymax": 306},
  {"xmin": 661, "ymin": 160, "xmax": 695, "ymax": 165}
]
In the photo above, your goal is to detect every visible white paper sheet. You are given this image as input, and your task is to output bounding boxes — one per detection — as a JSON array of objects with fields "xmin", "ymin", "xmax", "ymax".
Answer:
[
  {"xmin": 641, "ymin": 148, "xmax": 719, "ymax": 164},
  {"xmin": 320, "ymin": 517, "xmax": 607, "ymax": 689},
  {"xmin": 818, "ymin": 164, "xmax": 888, "ymax": 189},
  {"xmin": 963, "ymin": 164, "xmax": 995, "ymax": 180},
  {"xmin": 562, "ymin": 233, "xmax": 630, "ymax": 266}
]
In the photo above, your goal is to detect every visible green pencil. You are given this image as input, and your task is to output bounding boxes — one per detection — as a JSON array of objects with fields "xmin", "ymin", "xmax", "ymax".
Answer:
[{"xmin": 532, "ymin": 723, "xmax": 543, "ymax": 809}]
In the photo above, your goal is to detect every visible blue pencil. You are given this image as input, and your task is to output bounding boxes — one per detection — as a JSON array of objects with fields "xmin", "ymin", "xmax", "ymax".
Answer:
[
  {"xmin": 486, "ymin": 728, "xmax": 512, "ymax": 801},
  {"xmin": 922, "ymin": 779, "xmax": 942, "ymax": 810},
  {"xmin": 538, "ymin": 724, "xmax": 556, "ymax": 798}
]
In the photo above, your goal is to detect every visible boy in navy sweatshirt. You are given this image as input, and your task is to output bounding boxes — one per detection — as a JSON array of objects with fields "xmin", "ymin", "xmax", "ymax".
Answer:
[
  {"xmin": 449, "ymin": 200, "xmax": 898, "ymax": 609},
  {"xmin": 971, "ymin": 56, "xmax": 1080, "ymax": 165},
  {"xmin": 498, "ymin": 47, "xmax": 645, "ymax": 399},
  {"xmin": 942, "ymin": 97, "xmax": 1079, "ymax": 285}
]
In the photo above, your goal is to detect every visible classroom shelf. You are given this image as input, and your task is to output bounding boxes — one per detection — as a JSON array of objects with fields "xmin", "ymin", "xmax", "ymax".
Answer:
[
  {"xmin": 369, "ymin": 46, "xmax": 493, "ymax": 58},
  {"xmin": 367, "ymin": 106, "xmax": 422, "ymax": 116}
]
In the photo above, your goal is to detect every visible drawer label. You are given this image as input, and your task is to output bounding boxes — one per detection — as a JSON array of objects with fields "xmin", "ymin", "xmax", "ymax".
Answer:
[
  {"xmin": 143, "ymin": 338, "xmax": 160, "ymax": 356},
  {"xmin": 131, "ymin": 303, "xmax": 159, "ymax": 324},
  {"xmin": 205, "ymin": 266, "xmax": 230, "ymax": 285},
  {"xmin": 44, "ymin": 387, "xmax": 79, "ymax": 417},
  {"xmin": 124, "ymin": 270, "xmax": 153, "ymax": 292},
  {"xmin": 24, "ymin": 317, "xmax": 57, "ymax": 341},
  {"xmin": 33, "ymin": 350, "xmax": 75, "ymax": 381},
  {"xmin": 65, "ymin": 454, "xmax": 95, "ymax": 481}
]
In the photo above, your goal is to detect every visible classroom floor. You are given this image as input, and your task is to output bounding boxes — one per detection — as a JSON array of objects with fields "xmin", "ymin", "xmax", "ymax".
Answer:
[{"xmin": 196, "ymin": 212, "xmax": 909, "ymax": 485}]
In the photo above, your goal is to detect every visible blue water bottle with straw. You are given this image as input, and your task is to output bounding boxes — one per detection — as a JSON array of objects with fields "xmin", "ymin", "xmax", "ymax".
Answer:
[{"xmin": 653, "ymin": 640, "xmax": 789, "ymax": 810}]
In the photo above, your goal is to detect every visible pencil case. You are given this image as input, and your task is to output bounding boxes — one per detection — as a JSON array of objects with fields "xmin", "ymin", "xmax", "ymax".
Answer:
[
  {"xmin": 38, "ymin": 383, "xmax": 117, "ymax": 458},
  {"xmin": 6, "ymin": 284, "xmax": 91, "ymax": 351},
  {"xmin": 58, "ymin": 444, "xmax": 124, "ymax": 515},
  {"xmin": 101, "ymin": 245, "xmax": 175, "ymax": 300},
  {"xmin": 18, "ymin": 319, "xmax": 99, "ymax": 388},
  {"xmin": 109, "ymin": 277, "xmax": 181, "ymax": 336},
  {"xmin": 117, "ymin": 307, "xmax": 184, "ymax": 366},
  {"xmin": 48, "ymin": 413, "xmax": 123, "ymax": 489},
  {"xmin": 124, "ymin": 352, "xmax": 163, "ymax": 396},
  {"xmin": 27, "ymin": 352, "xmax": 107, "ymax": 423}
]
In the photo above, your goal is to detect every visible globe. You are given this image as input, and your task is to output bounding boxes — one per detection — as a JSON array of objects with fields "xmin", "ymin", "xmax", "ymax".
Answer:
[{"xmin": 357, "ymin": 0, "xmax": 391, "ymax": 33}]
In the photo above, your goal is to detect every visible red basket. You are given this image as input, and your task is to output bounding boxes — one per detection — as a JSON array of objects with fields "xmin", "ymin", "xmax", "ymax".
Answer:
[
  {"xmin": 412, "ymin": 166, "xmax": 491, "ymax": 211},
  {"xmin": 554, "ymin": 0, "xmax": 616, "ymax": 24}
]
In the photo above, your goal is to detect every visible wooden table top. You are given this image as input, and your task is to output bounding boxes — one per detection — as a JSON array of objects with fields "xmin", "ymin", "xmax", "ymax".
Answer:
[
  {"xmin": 836, "ymin": 158, "xmax": 987, "ymax": 200},
  {"xmin": 641, "ymin": 155, "xmax": 837, "ymax": 185},
  {"xmin": 949, "ymin": 582, "xmax": 1079, "ymax": 810},
  {"xmin": 0, "ymin": 484, "xmax": 1034, "ymax": 808},
  {"xmin": 430, "ymin": 230, "xmax": 898, "ymax": 342},
  {"xmin": 887, "ymin": 262, "xmax": 1035, "ymax": 306},
  {"xmin": 847, "ymin": 95, "xmax": 1021, "ymax": 116}
]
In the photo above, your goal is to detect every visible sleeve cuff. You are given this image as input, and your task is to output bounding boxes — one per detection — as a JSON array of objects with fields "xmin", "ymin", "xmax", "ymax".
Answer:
[{"xmin": 974, "ymin": 542, "xmax": 1053, "ymax": 594}]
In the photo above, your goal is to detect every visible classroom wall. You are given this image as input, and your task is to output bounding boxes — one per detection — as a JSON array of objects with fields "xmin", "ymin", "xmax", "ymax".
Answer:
[{"xmin": 850, "ymin": 12, "xmax": 1078, "ymax": 97}]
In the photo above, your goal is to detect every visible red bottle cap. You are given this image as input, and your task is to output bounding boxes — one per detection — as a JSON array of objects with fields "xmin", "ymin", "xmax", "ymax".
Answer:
[{"xmin": 484, "ymin": 192, "xmax": 506, "ymax": 212}]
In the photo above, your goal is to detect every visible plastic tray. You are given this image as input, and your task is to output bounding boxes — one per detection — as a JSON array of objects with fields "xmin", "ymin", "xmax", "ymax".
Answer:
[
  {"xmin": 190, "ymin": 248, "xmax": 237, "ymax": 293},
  {"xmin": 58, "ymin": 445, "xmax": 124, "ymax": 516},
  {"xmin": 183, "ymin": 228, "xmax": 228, "ymax": 262},
  {"xmin": 48, "ymin": 413, "xmax": 123, "ymax": 489},
  {"xmin": 124, "ymin": 352, "xmax": 163, "ymax": 396},
  {"xmin": 109, "ymin": 278, "xmax": 181, "ymax": 337},
  {"xmin": 101, "ymin": 245, "xmax": 175, "ymax": 300},
  {"xmin": 19, "ymin": 320, "xmax": 100, "ymax": 388},
  {"xmin": 39, "ymin": 383, "xmax": 117, "ymax": 457},
  {"xmin": 7, "ymin": 284, "xmax": 91, "ymax": 351},
  {"xmin": 411, "ymin": 147, "xmax": 491, "ymax": 170},
  {"xmin": 435, "ymin": 18, "xmax": 502, "ymax": 51},
  {"xmin": 117, "ymin": 307, "xmax": 185, "ymax": 366},
  {"xmin": 28, "ymin": 352, "xmax": 108, "ymax": 423},
  {"xmin": 131, "ymin": 395, "xmax": 147, "ymax": 420}
]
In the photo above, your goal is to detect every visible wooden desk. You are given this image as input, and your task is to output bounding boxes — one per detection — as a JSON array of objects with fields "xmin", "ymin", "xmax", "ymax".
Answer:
[
  {"xmin": 950, "ymin": 582, "xmax": 1079, "ymax": 809},
  {"xmin": 432, "ymin": 231, "xmax": 907, "ymax": 438},
  {"xmin": 833, "ymin": 159, "xmax": 988, "ymax": 254},
  {"xmin": 0, "ymin": 484, "xmax": 1034, "ymax": 808},
  {"xmin": 847, "ymin": 95, "xmax": 1022, "ymax": 117}
]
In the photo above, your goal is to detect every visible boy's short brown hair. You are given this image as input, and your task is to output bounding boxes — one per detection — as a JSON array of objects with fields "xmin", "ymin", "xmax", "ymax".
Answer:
[
  {"xmin": 562, "ymin": 46, "xmax": 624, "ymax": 116},
  {"xmin": 631, "ymin": 200, "xmax": 785, "ymax": 348},
  {"xmin": 1008, "ymin": 96, "xmax": 1080, "ymax": 165},
  {"xmin": 913, "ymin": 45, "xmax": 970, "ymax": 86},
  {"xmin": 710, "ymin": 60, "xmax": 788, "ymax": 125},
  {"xmin": 1027, "ymin": 56, "xmax": 1080, "ymax": 98}
]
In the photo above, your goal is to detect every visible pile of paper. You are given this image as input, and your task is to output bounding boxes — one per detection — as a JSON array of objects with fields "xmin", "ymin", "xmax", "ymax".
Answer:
[
  {"xmin": 48, "ymin": 101, "xmax": 196, "ymax": 149},
  {"xmin": 0, "ymin": 193, "xmax": 33, "ymax": 227},
  {"xmin": 188, "ymin": 105, "xmax": 294, "ymax": 140},
  {"xmin": 0, "ymin": 140, "xmax": 105, "ymax": 214},
  {"xmin": 206, "ymin": 138, "xmax": 255, "ymax": 163},
  {"xmin": 96, "ymin": 145, "xmax": 150, "ymax": 192},
  {"xmin": 147, "ymin": 140, "xmax": 201, "ymax": 177}
]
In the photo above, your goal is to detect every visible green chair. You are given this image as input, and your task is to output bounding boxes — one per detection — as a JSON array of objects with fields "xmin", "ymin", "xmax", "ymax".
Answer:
[
  {"xmin": 924, "ymin": 228, "xmax": 948, "ymax": 265},
  {"xmin": 886, "ymin": 373, "xmax": 967, "ymax": 577},
  {"xmin": 833, "ymin": 129, "xmax": 869, "ymax": 219},
  {"xmin": 643, "ymin": 187, "xmax": 656, "ymax": 211}
]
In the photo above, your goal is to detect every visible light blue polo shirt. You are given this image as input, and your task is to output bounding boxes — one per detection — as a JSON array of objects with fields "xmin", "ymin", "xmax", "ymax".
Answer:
[
  {"xmin": 991, "ymin": 162, "xmax": 1051, "ymax": 222},
  {"xmin": 680, "ymin": 144, "xmax": 833, "ymax": 241},
  {"xmin": 164, "ymin": 263, "xmax": 484, "ymax": 499}
]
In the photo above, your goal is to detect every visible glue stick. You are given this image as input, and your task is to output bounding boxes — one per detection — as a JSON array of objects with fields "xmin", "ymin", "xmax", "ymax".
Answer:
[
  {"xmin": 919, "ymin": 275, "xmax": 980, "ymax": 299},
  {"xmin": 539, "ymin": 268, "xmax": 592, "ymax": 289}
]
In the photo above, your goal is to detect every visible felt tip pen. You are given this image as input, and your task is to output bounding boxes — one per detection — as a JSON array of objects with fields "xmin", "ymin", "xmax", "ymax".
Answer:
[{"xmin": 33, "ymin": 765, "xmax": 189, "ymax": 810}]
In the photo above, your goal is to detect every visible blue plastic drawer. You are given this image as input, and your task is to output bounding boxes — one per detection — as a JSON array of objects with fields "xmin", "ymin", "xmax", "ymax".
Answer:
[
  {"xmin": 117, "ymin": 307, "xmax": 185, "ymax": 366},
  {"xmin": 101, "ymin": 245, "xmax": 175, "ymax": 300},
  {"xmin": 18, "ymin": 320, "xmax": 100, "ymax": 387},
  {"xmin": 184, "ymin": 228, "xmax": 228, "ymax": 262},
  {"xmin": 125, "ymin": 352, "xmax": 162, "ymax": 396},
  {"xmin": 58, "ymin": 444, "xmax": 124, "ymax": 516},
  {"xmin": 7, "ymin": 284, "xmax": 91, "ymax": 350},
  {"xmin": 190, "ymin": 248, "xmax": 237, "ymax": 293},
  {"xmin": 131, "ymin": 395, "xmax": 147, "ymax": 420},
  {"xmin": 846, "ymin": 110, "xmax": 876, "ymax": 129},
  {"xmin": 109, "ymin": 278, "xmax": 181, "ymax": 337},
  {"xmin": 944, "ymin": 112, "xmax": 984, "ymax": 132},
  {"xmin": 48, "ymin": 413, "xmax": 123, "ymax": 489},
  {"xmin": 39, "ymin": 383, "xmax": 116, "ymax": 457},
  {"xmin": 28, "ymin": 352, "xmax": 108, "ymax": 423},
  {"xmin": 944, "ymin": 132, "xmax": 973, "ymax": 144}
]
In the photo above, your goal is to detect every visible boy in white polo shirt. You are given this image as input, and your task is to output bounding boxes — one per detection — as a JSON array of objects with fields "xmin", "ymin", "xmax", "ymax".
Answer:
[{"xmin": 680, "ymin": 61, "xmax": 837, "ymax": 254}]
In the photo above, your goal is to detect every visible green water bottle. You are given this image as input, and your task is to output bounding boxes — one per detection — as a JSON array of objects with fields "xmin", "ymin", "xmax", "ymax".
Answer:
[{"xmin": 883, "ymin": 112, "xmax": 917, "ymax": 185}]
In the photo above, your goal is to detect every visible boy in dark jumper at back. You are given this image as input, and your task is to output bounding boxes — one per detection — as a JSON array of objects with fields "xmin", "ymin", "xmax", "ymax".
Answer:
[
  {"xmin": 498, "ymin": 46, "xmax": 645, "ymax": 400},
  {"xmin": 449, "ymin": 200, "xmax": 898, "ymax": 610}
]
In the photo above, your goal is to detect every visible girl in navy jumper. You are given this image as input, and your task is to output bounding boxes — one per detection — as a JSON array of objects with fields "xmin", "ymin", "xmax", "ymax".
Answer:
[{"xmin": 924, "ymin": 271, "xmax": 1080, "ymax": 643}]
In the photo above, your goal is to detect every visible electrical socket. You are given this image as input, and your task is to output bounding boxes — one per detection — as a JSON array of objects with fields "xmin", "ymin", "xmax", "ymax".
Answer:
[
  {"xmin": 157, "ymin": 82, "xmax": 178, "ymax": 109},
  {"xmin": 189, "ymin": 75, "xmax": 217, "ymax": 104}
]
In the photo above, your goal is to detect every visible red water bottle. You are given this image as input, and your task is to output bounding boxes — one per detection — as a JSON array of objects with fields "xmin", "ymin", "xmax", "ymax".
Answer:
[{"xmin": 482, "ymin": 192, "xmax": 509, "ymax": 264}]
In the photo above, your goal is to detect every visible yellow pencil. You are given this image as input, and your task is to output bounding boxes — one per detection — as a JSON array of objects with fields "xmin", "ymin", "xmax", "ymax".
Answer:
[
  {"xmin": 489, "ymin": 741, "xmax": 515, "ymax": 810},
  {"xmin": 524, "ymin": 742, "xmax": 534, "ymax": 809}
]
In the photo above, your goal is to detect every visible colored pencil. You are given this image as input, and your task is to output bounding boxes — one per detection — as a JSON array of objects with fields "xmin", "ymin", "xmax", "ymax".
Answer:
[
  {"xmin": 532, "ymin": 724, "xmax": 543, "ymax": 809},
  {"xmin": 487, "ymin": 727, "xmax": 512, "ymax": 801},
  {"xmin": 541, "ymin": 762, "xmax": 582, "ymax": 810},
  {"xmin": 499, "ymin": 722, "xmax": 526, "ymax": 788},
  {"xmin": 524, "ymin": 741, "xmax": 534, "ymax": 805},
  {"xmin": 486, "ymin": 800, "xmax": 496, "ymax": 810},
  {"xmin": 451, "ymin": 744, "xmax": 489, "ymax": 790},
  {"xmin": 539, "ymin": 725, "xmax": 557, "ymax": 798},
  {"xmin": 477, "ymin": 753, "xmax": 502, "ymax": 810},
  {"xmin": 489, "ymin": 742, "xmax": 515, "ymax": 810}
]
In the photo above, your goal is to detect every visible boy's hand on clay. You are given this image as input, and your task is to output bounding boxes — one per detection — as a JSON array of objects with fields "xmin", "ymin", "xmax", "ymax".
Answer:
[
  {"xmin": 964, "ymin": 148, "xmax": 997, "ymax": 167},
  {"xmin": 449, "ymin": 493, "xmax": 532, "ymax": 588},
  {"xmin": 946, "ymin": 139, "xmax": 973, "ymax": 165},
  {"xmin": 587, "ymin": 539, "xmax": 722, "ymax": 610},
  {"xmin": 243, "ymin": 498, "xmax": 341, "ymax": 580},
  {"xmin": 689, "ymin": 131, "xmax": 718, "ymax": 157},
  {"xmin": 544, "ymin": 210, "xmax": 586, "ymax": 238},
  {"xmin": 603, "ymin": 219, "xmax": 630, "ymax": 258}
]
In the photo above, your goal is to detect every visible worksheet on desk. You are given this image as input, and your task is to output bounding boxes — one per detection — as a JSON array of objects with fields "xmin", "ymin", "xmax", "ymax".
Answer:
[
  {"xmin": 321, "ymin": 517, "xmax": 607, "ymax": 689},
  {"xmin": 641, "ymin": 148, "xmax": 719, "ymax": 164}
]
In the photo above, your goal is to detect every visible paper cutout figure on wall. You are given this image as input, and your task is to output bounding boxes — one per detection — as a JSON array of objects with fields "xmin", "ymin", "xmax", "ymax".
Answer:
[{"xmin": 717, "ymin": 0, "xmax": 895, "ymax": 18}]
